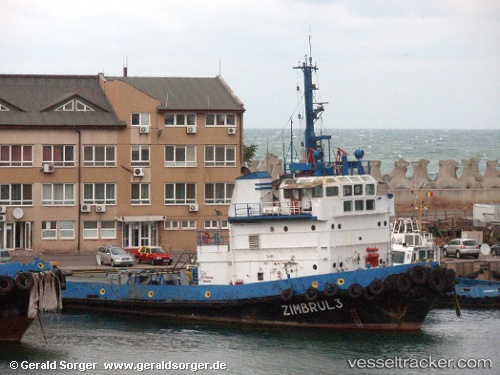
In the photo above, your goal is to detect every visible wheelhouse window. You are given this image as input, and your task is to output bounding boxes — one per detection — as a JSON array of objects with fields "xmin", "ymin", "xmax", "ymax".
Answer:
[
  {"xmin": 205, "ymin": 113, "xmax": 236, "ymax": 126},
  {"xmin": 366, "ymin": 184, "xmax": 376, "ymax": 195},
  {"xmin": 84, "ymin": 145, "xmax": 116, "ymax": 167},
  {"xmin": 366, "ymin": 199, "xmax": 375, "ymax": 211},
  {"xmin": 165, "ymin": 113, "xmax": 196, "ymax": 126},
  {"xmin": 205, "ymin": 145, "xmax": 236, "ymax": 167},
  {"xmin": 343, "ymin": 185, "xmax": 352, "ymax": 196},
  {"xmin": 343, "ymin": 200, "xmax": 352, "ymax": 212},
  {"xmin": 83, "ymin": 183, "xmax": 116, "ymax": 205},
  {"xmin": 354, "ymin": 184, "xmax": 363, "ymax": 196},
  {"xmin": 164, "ymin": 145, "xmax": 196, "ymax": 167},
  {"xmin": 0, "ymin": 184, "xmax": 33, "ymax": 205},
  {"xmin": 131, "ymin": 145, "xmax": 150, "ymax": 167},
  {"xmin": 326, "ymin": 186, "xmax": 339, "ymax": 197},
  {"xmin": 205, "ymin": 183, "xmax": 234, "ymax": 204},
  {"xmin": 42, "ymin": 183, "xmax": 75, "ymax": 205},
  {"xmin": 131, "ymin": 183, "xmax": 150, "ymax": 205},
  {"xmin": 164, "ymin": 183, "xmax": 196, "ymax": 205},
  {"xmin": 0, "ymin": 145, "xmax": 33, "ymax": 167},
  {"xmin": 131, "ymin": 113, "xmax": 150, "ymax": 126},
  {"xmin": 43, "ymin": 145, "xmax": 75, "ymax": 166}
]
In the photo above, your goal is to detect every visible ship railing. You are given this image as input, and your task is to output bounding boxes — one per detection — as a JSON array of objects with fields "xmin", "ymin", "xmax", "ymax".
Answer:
[
  {"xmin": 196, "ymin": 230, "xmax": 229, "ymax": 246},
  {"xmin": 232, "ymin": 201, "xmax": 310, "ymax": 217}
]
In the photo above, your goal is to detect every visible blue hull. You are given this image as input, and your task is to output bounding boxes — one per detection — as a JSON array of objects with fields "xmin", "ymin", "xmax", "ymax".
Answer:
[
  {"xmin": 62, "ymin": 263, "xmax": 453, "ymax": 330},
  {"xmin": 439, "ymin": 278, "xmax": 500, "ymax": 309}
]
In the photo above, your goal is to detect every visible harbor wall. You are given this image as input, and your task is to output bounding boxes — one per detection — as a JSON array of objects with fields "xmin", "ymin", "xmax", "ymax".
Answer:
[{"xmin": 443, "ymin": 259, "xmax": 500, "ymax": 281}]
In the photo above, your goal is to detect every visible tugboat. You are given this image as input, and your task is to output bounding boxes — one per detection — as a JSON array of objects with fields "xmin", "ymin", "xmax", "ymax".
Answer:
[
  {"xmin": 0, "ymin": 258, "xmax": 65, "ymax": 342},
  {"xmin": 62, "ymin": 54, "xmax": 454, "ymax": 330}
]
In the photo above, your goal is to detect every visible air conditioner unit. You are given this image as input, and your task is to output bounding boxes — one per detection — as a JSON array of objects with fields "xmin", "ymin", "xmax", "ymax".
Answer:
[
  {"xmin": 43, "ymin": 163, "xmax": 55, "ymax": 173},
  {"xmin": 186, "ymin": 126, "xmax": 197, "ymax": 134},
  {"xmin": 227, "ymin": 127, "xmax": 236, "ymax": 135},
  {"xmin": 188, "ymin": 203, "xmax": 199, "ymax": 212},
  {"xmin": 0, "ymin": 215, "xmax": 5, "ymax": 222},
  {"xmin": 80, "ymin": 204, "xmax": 91, "ymax": 213},
  {"xmin": 95, "ymin": 204, "xmax": 106, "ymax": 213},
  {"xmin": 133, "ymin": 167, "xmax": 144, "ymax": 177},
  {"xmin": 139, "ymin": 125, "xmax": 150, "ymax": 134}
]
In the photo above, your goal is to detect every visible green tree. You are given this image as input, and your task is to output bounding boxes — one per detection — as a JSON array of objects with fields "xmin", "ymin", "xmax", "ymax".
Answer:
[{"xmin": 243, "ymin": 144, "xmax": 258, "ymax": 164}]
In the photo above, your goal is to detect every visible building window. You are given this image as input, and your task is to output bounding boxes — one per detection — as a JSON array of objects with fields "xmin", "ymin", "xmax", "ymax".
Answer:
[
  {"xmin": 42, "ymin": 184, "xmax": 75, "ymax": 205},
  {"xmin": 83, "ymin": 221, "xmax": 98, "ymax": 239},
  {"xmin": 181, "ymin": 220, "xmax": 196, "ymax": 230},
  {"xmin": 204, "ymin": 220, "xmax": 219, "ymax": 229},
  {"xmin": 205, "ymin": 183, "xmax": 234, "ymax": 204},
  {"xmin": 165, "ymin": 113, "xmax": 196, "ymax": 126},
  {"xmin": 205, "ymin": 113, "xmax": 236, "ymax": 126},
  {"xmin": 55, "ymin": 99, "xmax": 93, "ymax": 112},
  {"xmin": 43, "ymin": 145, "xmax": 75, "ymax": 167},
  {"xmin": 0, "ymin": 104, "xmax": 9, "ymax": 111},
  {"xmin": 41, "ymin": 221, "xmax": 57, "ymax": 239},
  {"xmin": 0, "ymin": 145, "xmax": 33, "ymax": 167},
  {"xmin": 204, "ymin": 145, "xmax": 236, "ymax": 167},
  {"xmin": 131, "ymin": 183, "xmax": 150, "ymax": 205},
  {"xmin": 0, "ymin": 184, "xmax": 33, "ymax": 206},
  {"xmin": 164, "ymin": 145, "xmax": 196, "ymax": 167},
  {"xmin": 59, "ymin": 221, "xmax": 75, "ymax": 239},
  {"xmin": 164, "ymin": 220, "xmax": 180, "ymax": 230},
  {"xmin": 131, "ymin": 113, "xmax": 150, "ymax": 126},
  {"xmin": 83, "ymin": 183, "xmax": 116, "ymax": 205},
  {"xmin": 131, "ymin": 145, "xmax": 150, "ymax": 167},
  {"xmin": 101, "ymin": 221, "xmax": 116, "ymax": 239},
  {"xmin": 84, "ymin": 145, "xmax": 116, "ymax": 167},
  {"xmin": 164, "ymin": 183, "xmax": 196, "ymax": 205}
]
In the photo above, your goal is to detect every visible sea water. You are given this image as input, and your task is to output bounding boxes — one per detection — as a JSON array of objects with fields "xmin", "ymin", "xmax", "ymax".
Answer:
[{"xmin": 0, "ymin": 309, "xmax": 498, "ymax": 374}]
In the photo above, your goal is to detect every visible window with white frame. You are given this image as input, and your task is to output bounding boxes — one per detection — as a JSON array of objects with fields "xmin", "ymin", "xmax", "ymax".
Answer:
[
  {"xmin": 205, "ymin": 183, "xmax": 234, "ymax": 204},
  {"xmin": 131, "ymin": 183, "xmax": 150, "ymax": 205},
  {"xmin": 83, "ymin": 183, "xmax": 116, "ymax": 205},
  {"xmin": 0, "ymin": 104, "xmax": 9, "ymax": 111},
  {"xmin": 164, "ymin": 145, "xmax": 196, "ymax": 167},
  {"xmin": 83, "ymin": 221, "xmax": 98, "ymax": 239},
  {"xmin": 205, "ymin": 113, "xmax": 236, "ymax": 126},
  {"xmin": 100, "ymin": 221, "xmax": 116, "ymax": 239},
  {"xmin": 165, "ymin": 113, "xmax": 196, "ymax": 126},
  {"xmin": 59, "ymin": 221, "xmax": 75, "ymax": 239},
  {"xmin": 83, "ymin": 145, "xmax": 116, "ymax": 167},
  {"xmin": 41, "ymin": 221, "xmax": 57, "ymax": 239},
  {"xmin": 131, "ymin": 145, "xmax": 150, "ymax": 167},
  {"xmin": 164, "ymin": 183, "xmax": 196, "ymax": 205},
  {"xmin": 204, "ymin": 145, "xmax": 236, "ymax": 167},
  {"xmin": 42, "ymin": 183, "xmax": 75, "ymax": 205},
  {"xmin": 204, "ymin": 220, "xmax": 219, "ymax": 229},
  {"xmin": 0, "ymin": 184, "xmax": 33, "ymax": 205},
  {"xmin": 0, "ymin": 145, "xmax": 33, "ymax": 167},
  {"xmin": 55, "ymin": 99, "xmax": 93, "ymax": 112},
  {"xmin": 164, "ymin": 220, "xmax": 180, "ymax": 230},
  {"xmin": 131, "ymin": 113, "xmax": 150, "ymax": 126},
  {"xmin": 43, "ymin": 145, "xmax": 75, "ymax": 167},
  {"xmin": 181, "ymin": 220, "xmax": 196, "ymax": 230}
]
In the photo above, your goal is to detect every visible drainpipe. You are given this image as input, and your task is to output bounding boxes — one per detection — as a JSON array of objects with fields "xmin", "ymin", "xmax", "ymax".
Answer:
[{"xmin": 75, "ymin": 127, "xmax": 81, "ymax": 254}]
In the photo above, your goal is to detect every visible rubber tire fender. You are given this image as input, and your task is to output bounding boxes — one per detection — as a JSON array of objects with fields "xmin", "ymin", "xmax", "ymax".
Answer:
[
  {"xmin": 15, "ymin": 272, "xmax": 34, "ymax": 291},
  {"xmin": 323, "ymin": 283, "xmax": 339, "ymax": 298},
  {"xmin": 347, "ymin": 283, "xmax": 364, "ymax": 299},
  {"xmin": 408, "ymin": 265, "xmax": 429, "ymax": 286},
  {"xmin": 396, "ymin": 274, "xmax": 412, "ymax": 294},
  {"xmin": 0, "ymin": 275, "xmax": 15, "ymax": 294},
  {"xmin": 280, "ymin": 288, "xmax": 294, "ymax": 302},
  {"xmin": 304, "ymin": 287, "xmax": 319, "ymax": 302},
  {"xmin": 368, "ymin": 279, "xmax": 385, "ymax": 295},
  {"xmin": 428, "ymin": 268, "xmax": 446, "ymax": 293}
]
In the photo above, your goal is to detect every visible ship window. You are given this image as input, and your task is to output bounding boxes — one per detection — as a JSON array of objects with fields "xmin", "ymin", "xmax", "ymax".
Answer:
[
  {"xmin": 343, "ymin": 185, "xmax": 352, "ymax": 196},
  {"xmin": 283, "ymin": 226, "xmax": 288, "ymax": 232},
  {"xmin": 331, "ymin": 224, "xmax": 335, "ymax": 230},
  {"xmin": 333, "ymin": 262, "xmax": 336, "ymax": 268},
  {"xmin": 354, "ymin": 184, "xmax": 363, "ymax": 196},
  {"xmin": 384, "ymin": 221, "xmax": 387, "ymax": 226},
  {"xmin": 338, "ymin": 224, "xmax": 342, "ymax": 229},
  {"xmin": 311, "ymin": 225, "xmax": 316, "ymax": 231},
  {"xmin": 366, "ymin": 184, "xmax": 375, "ymax": 195},
  {"xmin": 249, "ymin": 234, "xmax": 260, "ymax": 249},
  {"xmin": 343, "ymin": 201, "xmax": 352, "ymax": 212},
  {"xmin": 312, "ymin": 185, "xmax": 323, "ymax": 197},
  {"xmin": 313, "ymin": 264, "xmax": 317, "ymax": 270},
  {"xmin": 257, "ymin": 272, "xmax": 264, "ymax": 281},
  {"xmin": 355, "ymin": 200, "xmax": 364, "ymax": 211},
  {"xmin": 326, "ymin": 186, "xmax": 339, "ymax": 197},
  {"xmin": 366, "ymin": 199, "xmax": 375, "ymax": 210}
]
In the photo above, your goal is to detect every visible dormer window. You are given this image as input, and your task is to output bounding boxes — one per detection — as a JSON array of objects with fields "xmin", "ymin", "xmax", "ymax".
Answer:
[
  {"xmin": 0, "ymin": 104, "xmax": 9, "ymax": 111},
  {"xmin": 55, "ymin": 99, "xmax": 94, "ymax": 112}
]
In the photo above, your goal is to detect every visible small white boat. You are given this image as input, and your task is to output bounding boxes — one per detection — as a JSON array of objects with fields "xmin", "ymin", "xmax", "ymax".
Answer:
[{"xmin": 391, "ymin": 218, "xmax": 440, "ymax": 265}]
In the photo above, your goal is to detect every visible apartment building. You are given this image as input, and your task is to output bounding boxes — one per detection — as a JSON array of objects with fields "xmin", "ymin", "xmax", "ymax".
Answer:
[{"xmin": 0, "ymin": 73, "xmax": 244, "ymax": 254}]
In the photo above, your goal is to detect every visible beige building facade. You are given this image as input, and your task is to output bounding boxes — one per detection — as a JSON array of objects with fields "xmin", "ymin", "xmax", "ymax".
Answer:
[{"xmin": 0, "ymin": 73, "xmax": 244, "ymax": 255}]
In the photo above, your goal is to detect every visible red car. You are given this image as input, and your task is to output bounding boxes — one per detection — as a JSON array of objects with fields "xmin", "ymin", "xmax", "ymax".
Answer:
[{"xmin": 134, "ymin": 246, "xmax": 173, "ymax": 265}]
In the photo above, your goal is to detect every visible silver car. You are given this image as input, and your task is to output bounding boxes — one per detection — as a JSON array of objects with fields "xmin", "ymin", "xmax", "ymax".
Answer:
[
  {"xmin": 442, "ymin": 238, "xmax": 480, "ymax": 259},
  {"xmin": 96, "ymin": 246, "xmax": 134, "ymax": 267}
]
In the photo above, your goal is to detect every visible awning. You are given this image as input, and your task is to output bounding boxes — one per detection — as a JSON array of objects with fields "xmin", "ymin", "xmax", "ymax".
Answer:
[
  {"xmin": 116, "ymin": 216, "xmax": 166, "ymax": 222},
  {"xmin": 281, "ymin": 181, "xmax": 322, "ymax": 189}
]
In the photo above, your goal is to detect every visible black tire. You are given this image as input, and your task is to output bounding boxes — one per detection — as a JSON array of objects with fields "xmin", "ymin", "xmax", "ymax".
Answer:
[
  {"xmin": 368, "ymin": 279, "xmax": 385, "ymax": 295},
  {"xmin": 347, "ymin": 283, "xmax": 363, "ymax": 299},
  {"xmin": 408, "ymin": 265, "xmax": 429, "ymax": 285},
  {"xmin": 304, "ymin": 287, "xmax": 319, "ymax": 302},
  {"xmin": 0, "ymin": 275, "xmax": 15, "ymax": 294},
  {"xmin": 280, "ymin": 288, "xmax": 294, "ymax": 302},
  {"xmin": 396, "ymin": 274, "xmax": 412, "ymax": 294},
  {"xmin": 323, "ymin": 283, "xmax": 339, "ymax": 298},
  {"xmin": 456, "ymin": 250, "xmax": 461, "ymax": 259},
  {"xmin": 111, "ymin": 260, "xmax": 115, "ymax": 267},
  {"xmin": 15, "ymin": 272, "xmax": 34, "ymax": 291},
  {"xmin": 428, "ymin": 269, "xmax": 446, "ymax": 292}
]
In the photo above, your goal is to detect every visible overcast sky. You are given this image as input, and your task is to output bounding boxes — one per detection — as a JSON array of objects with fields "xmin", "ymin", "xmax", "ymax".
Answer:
[{"xmin": 2, "ymin": 0, "xmax": 499, "ymax": 130}]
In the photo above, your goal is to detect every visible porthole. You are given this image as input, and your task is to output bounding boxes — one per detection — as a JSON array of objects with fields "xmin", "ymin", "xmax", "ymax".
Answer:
[
  {"xmin": 311, "ymin": 225, "xmax": 316, "ymax": 231},
  {"xmin": 384, "ymin": 221, "xmax": 387, "ymax": 226},
  {"xmin": 378, "ymin": 221, "xmax": 381, "ymax": 227},
  {"xmin": 333, "ymin": 262, "xmax": 337, "ymax": 268},
  {"xmin": 338, "ymin": 224, "xmax": 342, "ymax": 229},
  {"xmin": 313, "ymin": 264, "xmax": 317, "ymax": 270},
  {"xmin": 270, "ymin": 227, "xmax": 275, "ymax": 232},
  {"xmin": 331, "ymin": 224, "xmax": 335, "ymax": 230},
  {"xmin": 284, "ymin": 226, "xmax": 288, "ymax": 232},
  {"xmin": 339, "ymin": 262, "xmax": 343, "ymax": 268}
]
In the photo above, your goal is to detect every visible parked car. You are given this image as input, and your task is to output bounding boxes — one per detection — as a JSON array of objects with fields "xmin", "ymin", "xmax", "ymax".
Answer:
[
  {"xmin": 442, "ymin": 238, "xmax": 480, "ymax": 259},
  {"xmin": 135, "ymin": 246, "xmax": 173, "ymax": 265},
  {"xmin": 96, "ymin": 246, "xmax": 134, "ymax": 267},
  {"xmin": 490, "ymin": 243, "xmax": 500, "ymax": 256},
  {"xmin": 0, "ymin": 249, "xmax": 11, "ymax": 262}
]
